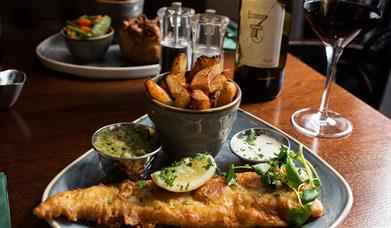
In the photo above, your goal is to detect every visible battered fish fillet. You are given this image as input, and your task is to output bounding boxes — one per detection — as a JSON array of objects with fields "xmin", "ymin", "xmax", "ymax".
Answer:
[{"xmin": 34, "ymin": 172, "xmax": 323, "ymax": 227}]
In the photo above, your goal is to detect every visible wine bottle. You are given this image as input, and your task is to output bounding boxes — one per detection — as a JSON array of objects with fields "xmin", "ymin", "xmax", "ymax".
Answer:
[{"xmin": 234, "ymin": 0, "xmax": 292, "ymax": 101}]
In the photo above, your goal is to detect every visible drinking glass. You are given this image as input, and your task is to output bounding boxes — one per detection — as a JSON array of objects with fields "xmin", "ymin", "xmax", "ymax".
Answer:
[{"xmin": 291, "ymin": 0, "xmax": 385, "ymax": 138}]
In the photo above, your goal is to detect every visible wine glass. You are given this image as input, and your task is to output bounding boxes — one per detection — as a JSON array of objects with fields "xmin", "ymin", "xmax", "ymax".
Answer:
[{"xmin": 291, "ymin": 0, "xmax": 385, "ymax": 138}]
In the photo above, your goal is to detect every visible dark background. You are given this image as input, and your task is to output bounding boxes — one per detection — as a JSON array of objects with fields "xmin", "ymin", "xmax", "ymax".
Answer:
[{"xmin": 1, "ymin": 0, "xmax": 390, "ymax": 116}]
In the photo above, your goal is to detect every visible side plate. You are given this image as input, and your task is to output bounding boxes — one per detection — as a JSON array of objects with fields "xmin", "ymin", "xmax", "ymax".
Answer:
[
  {"xmin": 41, "ymin": 109, "xmax": 353, "ymax": 228},
  {"xmin": 36, "ymin": 33, "xmax": 159, "ymax": 80}
]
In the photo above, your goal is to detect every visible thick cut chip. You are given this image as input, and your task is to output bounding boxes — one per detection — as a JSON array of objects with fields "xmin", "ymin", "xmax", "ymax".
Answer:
[
  {"xmin": 216, "ymin": 81, "xmax": 237, "ymax": 107},
  {"xmin": 174, "ymin": 88, "xmax": 191, "ymax": 108},
  {"xmin": 188, "ymin": 55, "xmax": 221, "ymax": 82},
  {"xmin": 190, "ymin": 90, "xmax": 211, "ymax": 110},
  {"xmin": 211, "ymin": 91, "xmax": 220, "ymax": 108},
  {"xmin": 189, "ymin": 64, "xmax": 221, "ymax": 93},
  {"xmin": 221, "ymin": 69, "xmax": 232, "ymax": 79},
  {"xmin": 166, "ymin": 72, "xmax": 186, "ymax": 98},
  {"xmin": 170, "ymin": 53, "xmax": 187, "ymax": 74},
  {"xmin": 144, "ymin": 54, "xmax": 237, "ymax": 110},
  {"xmin": 151, "ymin": 154, "xmax": 217, "ymax": 192},
  {"xmin": 210, "ymin": 74, "xmax": 228, "ymax": 93},
  {"xmin": 145, "ymin": 79, "xmax": 173, "ymax": 106}
]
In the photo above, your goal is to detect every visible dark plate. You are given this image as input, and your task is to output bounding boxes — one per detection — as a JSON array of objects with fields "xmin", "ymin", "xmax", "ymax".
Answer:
[{"xmin": 41, "ymin": 109, "xmax": 353, "ymax": 228}]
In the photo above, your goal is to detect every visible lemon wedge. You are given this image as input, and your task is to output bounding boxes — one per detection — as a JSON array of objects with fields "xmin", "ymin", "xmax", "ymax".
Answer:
[{"xmin": 151, "ymin": 153, "xmax": 217, "ymax": 192}]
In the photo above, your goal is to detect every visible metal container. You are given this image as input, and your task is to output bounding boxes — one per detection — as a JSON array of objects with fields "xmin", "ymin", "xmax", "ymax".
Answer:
[
  {"xmin": 92, "ymin": 122, "xmax": 162, "ymax": 180},
  {"xmin": 0, "ymin": 69, "xmax": 26, "ymax": 111}
]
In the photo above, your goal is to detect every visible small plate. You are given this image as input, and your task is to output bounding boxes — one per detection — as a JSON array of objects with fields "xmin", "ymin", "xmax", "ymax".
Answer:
[
  {"xmin": 36, "ymin": 33, "xmax": 159, "ymax": 80},
  {"xmin": 39, "ymin": 109, "xmax": 353, "ymax": 228},
  {"xmin": 230, "ymin": 128, "xmax": 290, "ymax": 163}
]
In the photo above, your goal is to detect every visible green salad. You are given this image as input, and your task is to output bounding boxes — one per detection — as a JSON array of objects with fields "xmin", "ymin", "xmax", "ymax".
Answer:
[
  {"xmin": 94, "ymin": 125, "xmax": 160, "ymax": 158},
  {"xmin": 226, "ymin": 144, "xmax": 321, "ymax": 226},
  {"xmin": 65, "ymin": 15, "xmax": 111, "ymax": 39}
]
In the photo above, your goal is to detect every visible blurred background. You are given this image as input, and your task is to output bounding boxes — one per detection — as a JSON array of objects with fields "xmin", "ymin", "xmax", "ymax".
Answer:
[{"xmin": 0, "ymin": 0, "xmax": 390, "ymax": 117}]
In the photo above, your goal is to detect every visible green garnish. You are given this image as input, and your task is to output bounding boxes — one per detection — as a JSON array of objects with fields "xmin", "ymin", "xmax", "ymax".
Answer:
[
  {"xmin": 137, "ymin": 180, "xmax": 148, "ymax": 190},
  {"xmin": 158, "ymin": 167, "xmax": 177, "ymax": 187},
  {"xmin": 194, "ymin": 152, "xmax": 210, "ymax": 159},
  {"xmin": 244, "ymin": 129, "xmax": 258, "ymax": 146},
  {"xmin": 287, "ymin": 204, "xmax": 312, "ymax": 226},
  {"xmin": 202, "ymin": 157, "xmax": 214, "ymax": 170},
  {"xmin": 225, "ymin": 144, "xmax": 321, "ymax": 226},
  {"xmin": 172, "ymin": 159, "xmax": 184, "ymax": 167},
  {"xmin": 185, "ymin": 182, "xmax": 190, "ymax": 190},
  {"xmin": 226, "ymin": 164, "xmax": 252, "ymax": 186}
]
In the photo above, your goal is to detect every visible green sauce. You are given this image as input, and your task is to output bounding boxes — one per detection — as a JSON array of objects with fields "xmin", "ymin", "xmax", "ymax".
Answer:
[{"xmin": 94, "ymin": 125, "xmax": 159, "ymax": 158}]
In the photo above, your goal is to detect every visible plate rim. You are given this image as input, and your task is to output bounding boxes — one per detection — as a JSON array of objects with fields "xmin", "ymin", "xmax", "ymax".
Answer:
[
  {"xmin": 36, "ymin": 33, "xmax": 159, "ymax": 79},
  {"xmin": 41, "ymin": 110, "xmax": 353, "ymax": 228}
]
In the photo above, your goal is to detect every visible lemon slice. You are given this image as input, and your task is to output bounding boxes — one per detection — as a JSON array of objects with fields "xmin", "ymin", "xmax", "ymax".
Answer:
[{"xmin": 151, "ymin": 153, "xmax": 217, "ymax": 192}]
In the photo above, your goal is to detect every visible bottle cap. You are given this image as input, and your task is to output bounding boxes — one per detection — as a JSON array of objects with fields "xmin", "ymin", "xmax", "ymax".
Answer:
[
  {"xmin": 205, "ymin": 9, "xmax": 216, "ymax": 15},
  {"xmin": 171, "ymin": 2, "xmax": 182, "ymax": 12}
]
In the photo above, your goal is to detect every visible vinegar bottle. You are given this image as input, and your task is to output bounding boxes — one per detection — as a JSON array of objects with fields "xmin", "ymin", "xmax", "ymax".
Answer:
[
  {"xmin": 157, "ymin": 2, "xmax": 195, "ymax": 74},
  {"xmin": 234, "ymin": 0, "xmax": 292, "ymax": 101}
]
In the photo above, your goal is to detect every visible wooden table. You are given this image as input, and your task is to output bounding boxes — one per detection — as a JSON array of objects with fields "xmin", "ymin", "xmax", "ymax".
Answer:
[{"xmin": 1, "ymin": 25, "xmax": 390, "ymax": 227}]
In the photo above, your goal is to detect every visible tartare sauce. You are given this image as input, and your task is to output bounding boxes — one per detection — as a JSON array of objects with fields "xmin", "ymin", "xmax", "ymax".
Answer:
[{"xmin": 231, "ymin": 129, "xmax": 284, "ymax": 162}]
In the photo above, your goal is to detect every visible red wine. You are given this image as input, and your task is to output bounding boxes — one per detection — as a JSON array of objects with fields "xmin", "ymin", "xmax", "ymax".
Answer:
[
  {"xmin": 234, "ymin": 0, "xmax": 292, "ymax": 102},
  {"xmin": 303, "ymin": 0, "xmax": 381, "ymax": 47}
]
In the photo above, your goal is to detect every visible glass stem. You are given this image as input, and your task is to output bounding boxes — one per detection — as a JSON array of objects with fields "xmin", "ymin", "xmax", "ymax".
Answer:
[{"xmin": 319, "ymin": 44, "xmax": 343, "ymax": 121}]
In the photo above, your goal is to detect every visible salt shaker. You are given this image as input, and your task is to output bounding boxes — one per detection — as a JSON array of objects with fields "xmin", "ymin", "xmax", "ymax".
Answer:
[
  {"xmin": 191, "ymin": 9, "xmax": 229, "ymax": 68},
  {"xmin": 157, "ymin": 2, "xmax": 195, "ymax": 74}
]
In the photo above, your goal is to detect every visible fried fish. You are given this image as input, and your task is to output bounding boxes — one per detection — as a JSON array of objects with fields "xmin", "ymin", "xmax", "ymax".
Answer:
[{"xmin": 34, "ymin": 172, "xmax": 323, "ymax": 227}]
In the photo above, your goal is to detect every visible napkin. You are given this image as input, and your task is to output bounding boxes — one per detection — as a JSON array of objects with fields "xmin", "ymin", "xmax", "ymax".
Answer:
[{"xmin": 0, "ymin": 172, "xmax": 11, "ymax": 228}]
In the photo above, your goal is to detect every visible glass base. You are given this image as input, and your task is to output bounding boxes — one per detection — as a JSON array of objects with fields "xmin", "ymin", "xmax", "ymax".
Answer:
[{"xmin": 291, "ymin": 108, "xmax": 352, "ymax": 138}]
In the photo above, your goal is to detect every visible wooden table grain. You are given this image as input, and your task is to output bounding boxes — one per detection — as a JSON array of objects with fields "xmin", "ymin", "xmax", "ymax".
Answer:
[{"xmin": 0, "ymin": 25, "xmax": 390, "ymax": 227}]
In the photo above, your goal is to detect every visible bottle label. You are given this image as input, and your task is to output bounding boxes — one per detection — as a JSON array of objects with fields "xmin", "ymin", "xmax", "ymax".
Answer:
[{"xmin": 238, "ymin": 0, "xmax": 285, "ymax": 68}]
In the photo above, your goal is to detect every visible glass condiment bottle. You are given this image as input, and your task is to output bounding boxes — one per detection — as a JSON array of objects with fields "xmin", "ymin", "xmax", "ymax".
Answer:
[
  {"xmin": 157, "ymin": 2, "xmax": 195, "ymax": 74},
  {"xmin": 191, "ymin": 9, "xmax": 229, "ymax": 69}
]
